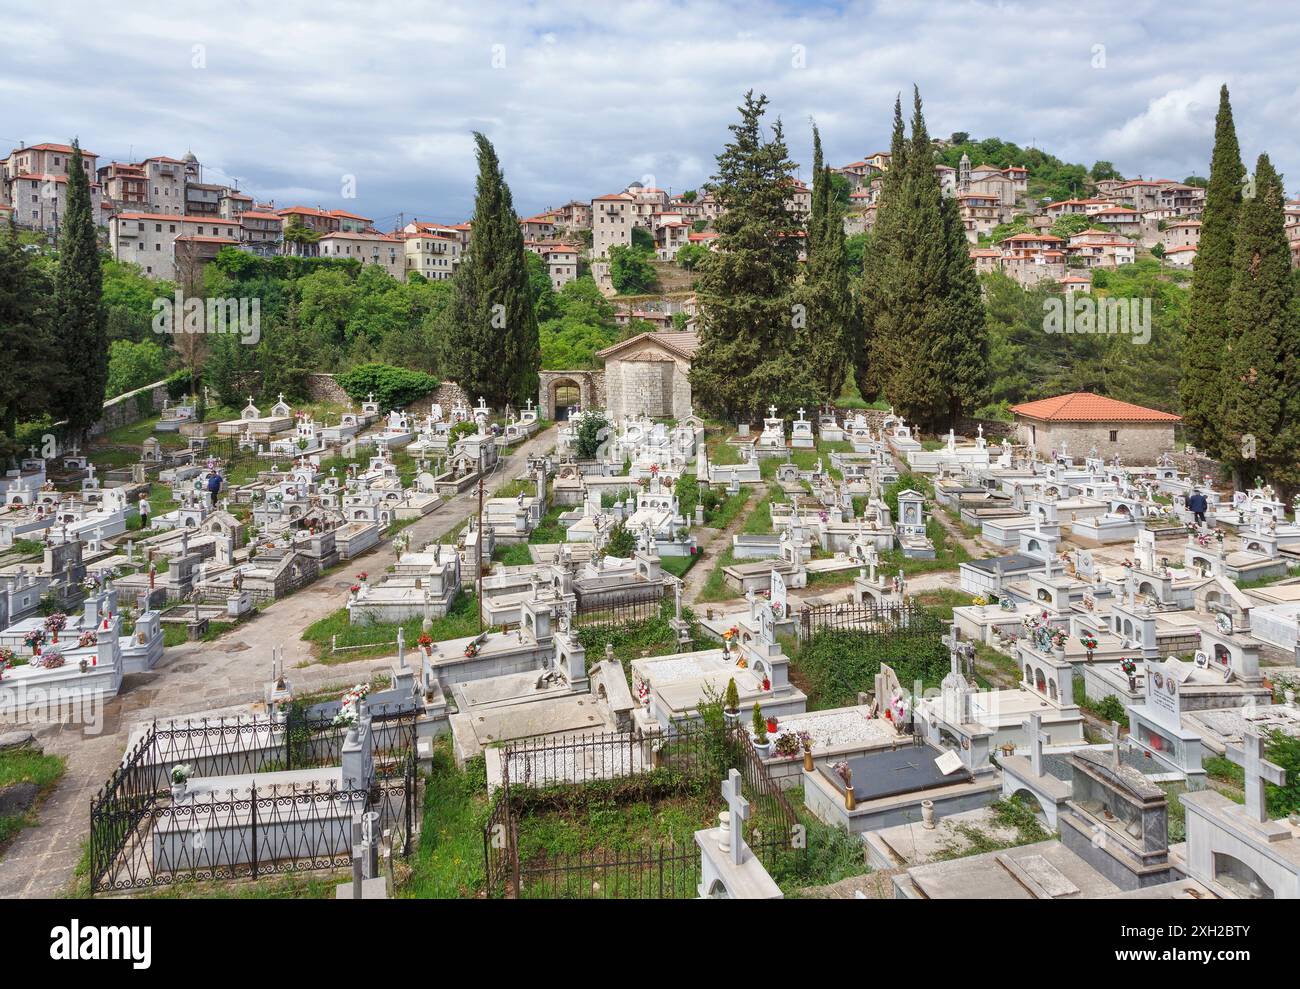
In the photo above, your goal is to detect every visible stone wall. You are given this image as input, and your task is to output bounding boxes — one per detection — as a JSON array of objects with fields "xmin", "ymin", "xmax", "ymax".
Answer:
[
  {"xmin": 604, "ymin": 357, "xmax": 691, "ymax": 420},
  {"xmin": 304, "ymin": 373, "xmax": 470, "ymax": 414},
  {"xmin": 89, "ymin": 380, "xmax": 173, "ymax": 438}
]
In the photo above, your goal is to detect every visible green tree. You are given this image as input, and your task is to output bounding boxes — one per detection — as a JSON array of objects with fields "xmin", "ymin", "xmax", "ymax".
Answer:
[
  {"xmin": 1221, "ymin": 154, "xmax": 1297, "ymax": 487},
  {"xmin": 0, "ymin": 221, "xmax": 56, "ymax": 461},
  {"xmin": 1182, "ymin": 85, "xmax": 1245, "ymax": 457},
  {"xmin": 105, "ymin": 339, "xmax": 169, "ymax": 398},
  {"xmin": 1090, "ymin": 160, "xmax": 1122, "ymax": 182},
  {"xmin": 936, "ymin": 194, "xmax": 989, "ymax": 424},
  {"xmin": 439, "ymin": 132, "xmax": 540, "ymax": 408},
  {"xmin": 690, "ymin": 91, "xmax": 815, "ymax": 420},
  {"xmin": 609, "ymin": 244, "xmax": 658, "ymax": 294},
  {"xmin": 52, "ymin": 142, "xmax": 107, "ymax": 439},
  {"xmin": 800, "ymin": 123, "xmax": 853, "ymax": 401}
]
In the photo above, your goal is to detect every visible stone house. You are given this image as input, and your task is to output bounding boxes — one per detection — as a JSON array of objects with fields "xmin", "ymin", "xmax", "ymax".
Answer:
[
  {"xmin": 591, "ymin": 192, "xmax": 635, "ymax": 259},
  {"xmin": 318, "ymin": 230, "xmax": 405, "ymax": 279},
  {"xmin": 1009, "ymin": 392, "xmax": 1181, "ymax": 464}
]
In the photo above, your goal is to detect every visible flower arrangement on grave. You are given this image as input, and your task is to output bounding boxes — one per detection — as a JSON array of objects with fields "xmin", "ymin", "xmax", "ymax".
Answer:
[
  {"xmin": 0, "ymin": 646, "xmax": 16, "ymax": 670},
  {"xmin": 349, "ymin": 584, "xmax": 361, "ymax": 596},
  {"xmin": 1079, "ymin": 633, "xmax": 1098, "ymax": 657},
  {"xmin": 463, "ymin": 641, "xmax": 480, "ymax": 658},
  {"xmin": 24, "ymin": 628, "xmax": 46, "ymax": 655},
  {"xmin": 357, "ymin": 571, "xmax": 369, "ymax": 583},
  {"xmin": 171, "ymin": 764, "xmax": 193, "ymax": 785},
  {"xmin": 1048, "ymin": 626, "xmax": 1070, "ymax": 650},
  {"xmin": 332, "ymin": 683, "xmax": 370, "ymax": 727},
  {"xmin": 972, "ymin": 595, "xmax": 989, "ymax": 608},
  {"xmin": 833, "ymin": 761, "xmax": 852, "ymax": 787},
  {"xmin": 1119, "ymin": 658, "xmax": 1138, "ymax": 677},
  {"xmin": 636, "ymin": 677, "xmax": 651, "ymax": 707},
  {"xmin": 78, "ymin": 630, "xmax": 98, "ymax": 649},
  {"xmin": 44, "ymin": 612, "xmax": 67, "ymax": 644},
  {"xmin": 889, "ymin": 690, "xmax": 912, "ymax": 728},
  {"xmin": 417, "ymin": 632, "xmax": 433, "ymax": 654},
  {"xmin": 38, "ymin": 649, "xmax": 66, "ymax": 670}
]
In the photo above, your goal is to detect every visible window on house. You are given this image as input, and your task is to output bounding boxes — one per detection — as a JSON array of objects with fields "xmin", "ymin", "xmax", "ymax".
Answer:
[{"xmin": 1109, "ymin": 430, "xmax": 1119, "ymax": 442}]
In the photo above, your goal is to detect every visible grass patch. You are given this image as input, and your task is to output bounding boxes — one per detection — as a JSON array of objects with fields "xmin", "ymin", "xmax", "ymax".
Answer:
[
  {"xmin": 0, "ymin": 747, "xmax": 66, "ymax": 855},
  {"xmin": 302, "ymin": 591, "xmax": 485, "ymax": 662},
  {"xmin": 659, "ymin": 554, "xmax": 698, "ymax": 578},
  {"xmin": 695, "ymin": 546, "xmax": 739, "ymax": 603},
  {"xmin": 400, "ymin": 744, "xmax": 491, "ymax": 898},
  {"xmin": 912, "ymin": 589, "xmax": 976, "ymax": 621},
  {"xmin": 492, "ymin": 543, "xmax": 535, "ymax": 567}
]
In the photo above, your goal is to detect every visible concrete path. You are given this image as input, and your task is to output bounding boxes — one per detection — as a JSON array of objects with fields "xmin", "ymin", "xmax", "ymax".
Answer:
[{"xmin": 0, "ymin": 425, "xmax": 557, "ymax": 898}]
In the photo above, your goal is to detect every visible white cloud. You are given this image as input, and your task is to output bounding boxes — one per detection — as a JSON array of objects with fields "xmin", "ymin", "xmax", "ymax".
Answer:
[{"xmin": 1, "ymin": 0, "xmax": 1297, "ymax": 221}]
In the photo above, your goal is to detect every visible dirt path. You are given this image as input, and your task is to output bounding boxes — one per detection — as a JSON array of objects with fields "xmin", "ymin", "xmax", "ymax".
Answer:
[
  {"xmin": 0, "ymin": 425, "xmax": 557, "ymax": 898},
  {"xmin": 680, "ymin": 494, "xmax": 755, "ymax": 606}
]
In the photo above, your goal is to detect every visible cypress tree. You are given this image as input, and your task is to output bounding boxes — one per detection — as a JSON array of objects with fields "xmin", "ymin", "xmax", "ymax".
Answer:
[
  {"xmin": 690, "ymin": 91, "xmax": 814, "ymax": 420},
  {"xmin": 855, "ymin": 96, "xmax": 908, "ymax": 401},
  {"xmin": 440, "ymin": 132, "xmax": 540, "ymax": 408},
  {"xmin": 1182, "ymin": 85, "xmax": 1243, "ymax": 457},
  {"xmin": 0, "ymin": 220, "xmax": 56, "ymax": 461},
  {"xmin": 881, "ymin": 87, "xmax": 948, "ymax": 429},
  {"xmin": 808, "ymin": 124, "xmax": 827, "ymax": 257},
  {"xmin": 936, "ymin": 193, "xmax": 989, "ymax": 425},
  {"xmin": 1221, "ymin": 154, "xmax": 1296, "ymax": 487},
  {"xmin": 801, "ymin": 158, "xmax": 853, "ymax": 403},
  {"xmin": 53, "ymin": 141, "xmax": 107, "ymax": 440}
]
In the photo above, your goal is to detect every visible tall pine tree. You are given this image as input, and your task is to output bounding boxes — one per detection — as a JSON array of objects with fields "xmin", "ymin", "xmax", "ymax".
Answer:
[
  {"xmin": 440, "ymin": 132, "xmax": 540, "ymax": 408},
  {"xmin": 690, "ymin": 92, "xmax": 815, "ymax": 420},
  {"xmin": 1220, "ymin": 154, "xmax": 1296, "ymax": 487},
  {"xmin": 53, "ymin": 141, "xmax": 107, "ymax": 440},
  {"xmin": 1181, "ymin": 85, "xmax": 1243, "ymax": 457}
]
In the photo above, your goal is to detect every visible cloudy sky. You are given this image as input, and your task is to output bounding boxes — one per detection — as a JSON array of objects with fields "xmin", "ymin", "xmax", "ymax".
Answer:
[{"xmin": 4, "ymin": 0, "xmax": 1298, "ymax": 226}]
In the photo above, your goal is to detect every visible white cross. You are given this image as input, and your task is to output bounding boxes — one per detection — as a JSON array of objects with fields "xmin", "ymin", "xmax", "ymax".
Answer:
[
  {"xmin": 1225, "ymin": 729, "xmax": 1286, "ymax": 824},
  {"xmin": 720, "ymin": 768, "xmax": 750, "ymax": 866},
  {"xmin": 797, "ymin": 407, "xmax": 805, "ymax": 420},
  {"xmin": 767, "ymin": 404, "xmax": 778, "ymax": 419},
  {"xmin": 1028, "ymin": 712, "xmax": 1050, "ymax": 777}
]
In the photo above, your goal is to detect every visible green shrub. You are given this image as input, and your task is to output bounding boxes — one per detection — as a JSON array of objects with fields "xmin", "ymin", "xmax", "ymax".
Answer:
[{"xmin": 336, "ymin": 363, "xmax": 439, "ymax": 411}]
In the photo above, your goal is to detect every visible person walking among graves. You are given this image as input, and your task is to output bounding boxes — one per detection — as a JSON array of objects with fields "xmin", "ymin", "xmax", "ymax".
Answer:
[
  {"xmin": 138, "ymin": 494, "xmax": 151, "ymax": 530},
  {"xmin": 1187, "ymin": 489, "xmax": 1208, "ymax": 526},
  {"xmin": 206, "ymin": 470, "xmax": 224, "ymax": 509}
]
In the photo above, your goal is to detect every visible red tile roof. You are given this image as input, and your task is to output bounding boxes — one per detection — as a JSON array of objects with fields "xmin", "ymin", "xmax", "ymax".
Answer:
[{"xmin": 1010, "ymin": 392, "xmax": 1181, "ymax": 423}]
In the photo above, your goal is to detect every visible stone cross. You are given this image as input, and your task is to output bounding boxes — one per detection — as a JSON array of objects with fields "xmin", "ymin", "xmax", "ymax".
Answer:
[
  {"xmin": 720, "ymin": 768, "xmax": 750, "ymax": 866},
  {"xmin": 1028, "ymin": 712, "xmax": 1050, "ymax": 777},
  {"xmin": 767, "ymin": 404, "xmax": 777, "ymax": 419},
  {"xmin": 1108, "ymin": 720, "xmax": 1122, "ymax": 769},
  {"xmin": 1225, "ymin": 729, "xmax": 1286, "ymax": 825}
]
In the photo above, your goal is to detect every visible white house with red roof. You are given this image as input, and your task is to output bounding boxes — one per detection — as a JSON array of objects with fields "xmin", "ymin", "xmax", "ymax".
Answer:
[
  {"xmin": 318, "ymin": 230, "xmax": 404, "ymax": 279},
  {"xmin": 1009, "ymin": 392, "xmax": 1181, "ymax": 463}
]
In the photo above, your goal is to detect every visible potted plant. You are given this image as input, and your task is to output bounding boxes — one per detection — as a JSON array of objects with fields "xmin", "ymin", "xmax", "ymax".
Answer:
[
  {"xmin": 773, "ymin": 730, "xmax": 802, "ymax": 760},
  {"xmin": 723, "ymin": 677, "xmax": 740, "ymax": 726},
  {"xmin": 23, "ymin": 628, "xmax": 45, "ymax": 657},
  {"xmin": 972, "ymin": 595, "xmax": 989, "ymax": 615},
  {"xmin": 170, "ymin": 763, "xmax": 193, "ymax": 802},
  {"xmin": 751, "ymin": 703, "xmax": 771, "ymax": 757}
]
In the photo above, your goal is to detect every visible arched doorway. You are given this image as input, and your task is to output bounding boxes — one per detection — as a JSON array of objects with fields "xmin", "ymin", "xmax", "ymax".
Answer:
[{"xmin": 551, "ymin": 379, "xmax": 581, "ymax": 421}]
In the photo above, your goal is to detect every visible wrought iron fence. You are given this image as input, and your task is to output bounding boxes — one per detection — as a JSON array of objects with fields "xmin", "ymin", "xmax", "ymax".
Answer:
[
  {"xmin": 573, "ymin": 587, "xmax": 664, "ymax": 627},
  {"xmin": 89, "ymin": 706, "xmax": 417, "ymax": 895},
  {"xmin": 796, "ymin": 598, "xmax": 938, "ymax": 643},
  {"xmin": 482, "ymin": 722, "xmax": 803, "ymax": 899}
]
